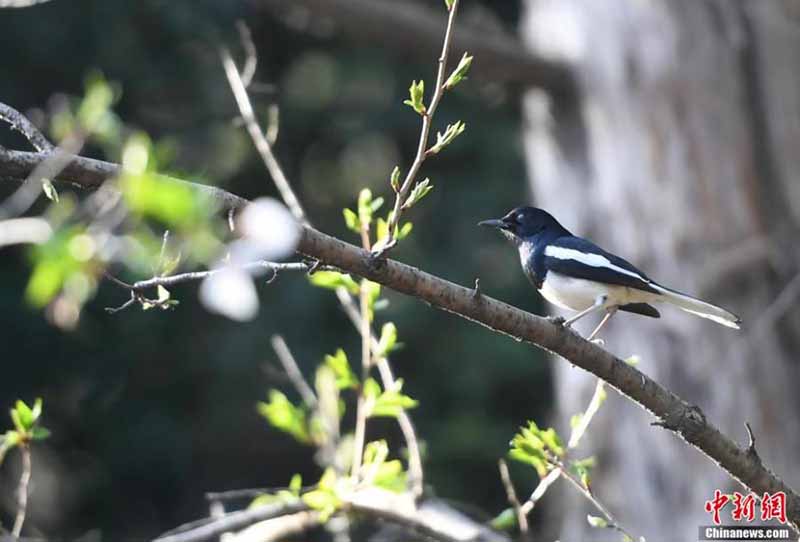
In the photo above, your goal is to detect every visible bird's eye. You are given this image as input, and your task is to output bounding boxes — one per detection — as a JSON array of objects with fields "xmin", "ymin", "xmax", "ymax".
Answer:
[{"xmin": 516, "ymin": 213, "xmax": 525, "ymax": 222}]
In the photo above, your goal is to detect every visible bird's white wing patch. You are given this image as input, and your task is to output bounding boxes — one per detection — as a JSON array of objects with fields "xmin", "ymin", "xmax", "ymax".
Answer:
[{"xmin": 544, "ymin": 245, "xmax": 648, "ymax": 282}]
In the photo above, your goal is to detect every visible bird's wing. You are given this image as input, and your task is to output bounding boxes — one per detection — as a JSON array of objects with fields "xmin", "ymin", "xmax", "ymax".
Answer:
[{"xmin": 543, "ymin": 236, "xmax": 659, "ymax": 294}]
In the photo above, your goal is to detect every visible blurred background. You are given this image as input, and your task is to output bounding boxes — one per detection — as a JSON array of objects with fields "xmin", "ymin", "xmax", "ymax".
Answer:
[
  {"xmin": 0, "ymin": 0, "xmax": 552, "ymax": 539},
  {"xmin": 1, "ymin": 1, "xmax": 800, "ymax": 541}
]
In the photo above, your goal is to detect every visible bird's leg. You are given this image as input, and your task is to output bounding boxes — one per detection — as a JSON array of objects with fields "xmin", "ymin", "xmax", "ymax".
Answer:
[
  {"xmin": 587, "ymin": 306, "xmax": 618, "ymax": 343},
  {"xmin": 563, "ymin": 295, "xmax": 608, "ymax": 327}
]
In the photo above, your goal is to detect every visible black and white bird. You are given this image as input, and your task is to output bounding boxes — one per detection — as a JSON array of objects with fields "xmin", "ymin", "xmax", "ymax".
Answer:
[{"xmin": 479, "ymin": 207, "xmax": 740, "ymax": 334}]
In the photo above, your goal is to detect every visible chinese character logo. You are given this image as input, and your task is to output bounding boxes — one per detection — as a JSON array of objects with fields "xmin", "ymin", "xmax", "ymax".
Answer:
[{"xmin": 704, "ymin": 490, "xmax": 787, "ymax": 525}]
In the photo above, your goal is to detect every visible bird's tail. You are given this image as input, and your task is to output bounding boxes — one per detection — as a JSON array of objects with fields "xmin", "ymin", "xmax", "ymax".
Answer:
[{"xmin": 651, "ymin": 284, "xmax": 741, "ymax": 329}]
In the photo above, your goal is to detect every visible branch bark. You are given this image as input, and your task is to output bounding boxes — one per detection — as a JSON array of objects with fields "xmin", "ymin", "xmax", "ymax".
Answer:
[{"xmin": 256, "ymin": 0, "xmax": 574, "ymax": 93}]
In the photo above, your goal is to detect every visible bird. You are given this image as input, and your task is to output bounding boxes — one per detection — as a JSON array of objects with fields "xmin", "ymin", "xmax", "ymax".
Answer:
[{"xmin": 479, "ymin": 206, "xmax": 741, "ymax": 336}]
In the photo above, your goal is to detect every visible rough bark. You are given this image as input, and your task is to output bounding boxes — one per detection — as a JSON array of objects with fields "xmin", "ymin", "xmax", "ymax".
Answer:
[{"xmin": 521, "ymin": 1, "xmax": 800, "ymax": 539}]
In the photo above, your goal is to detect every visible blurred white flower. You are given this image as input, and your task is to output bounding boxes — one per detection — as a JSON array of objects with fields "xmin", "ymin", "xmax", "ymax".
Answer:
[
  {"xmin": 236, "ymin": 197, "xmax": 299, "ymax": 262},
  {"xmin": 199, "ymin": 267, "xmax": 259, "ymax": 322},
  {"xmin": 199, "ymin": 198, "xmax": 299, "ymax": 321}
]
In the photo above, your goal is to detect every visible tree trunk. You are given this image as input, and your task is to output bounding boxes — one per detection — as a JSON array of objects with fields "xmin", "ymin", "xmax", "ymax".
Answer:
[{"xmin": 521, "ymin": 1, "xmax": 800, "ymax": 539}]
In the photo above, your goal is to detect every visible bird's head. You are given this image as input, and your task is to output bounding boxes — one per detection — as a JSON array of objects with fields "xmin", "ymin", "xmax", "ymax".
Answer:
[{"xmin": 478, "ymin": 206, "xmax": 568, "ymax": 242}]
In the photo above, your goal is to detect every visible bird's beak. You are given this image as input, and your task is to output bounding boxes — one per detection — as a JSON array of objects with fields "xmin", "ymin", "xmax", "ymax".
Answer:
[{"xmin": 478, "ymin": 218, "xmax": 507, "ymax": 230}]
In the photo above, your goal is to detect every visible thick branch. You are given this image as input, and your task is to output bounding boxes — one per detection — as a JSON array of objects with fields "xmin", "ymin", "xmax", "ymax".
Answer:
[
  {"xmin": 296, "ymin": 225, "xmax": 800, "ymax": 531},
  {"xmin": 256, "ymin": 0, "xmax": 574, "ymax": 93},
  {"xmin": 1, "ymin": 141, "xmax": 797, "ymax": 532},
  {"xmin": 0, "ymin": 147, "xmax": 248, "ymax": 211}
]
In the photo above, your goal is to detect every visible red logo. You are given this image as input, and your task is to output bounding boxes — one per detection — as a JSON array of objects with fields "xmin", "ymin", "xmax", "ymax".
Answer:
[{"xmin": 704, "ymin": 490, "xmax": 787, "ymax": 525}]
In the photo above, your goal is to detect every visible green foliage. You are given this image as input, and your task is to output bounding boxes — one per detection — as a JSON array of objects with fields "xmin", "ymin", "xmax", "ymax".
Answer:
[
  {"xmin": 363, "ymin": 378, "xmax": 418, "ymax": 418},
  {"xmin": 444, "ymin": 0, "xmax": 455, "ymax": 10},
  {"xmin": 403, "ymin": 80, "xmax": 426, "ymax": 115},
  {"xmin": 429, "ymin": 121, "xmax": 466, "ymax": 154},
  {"xmin": 257, "ymin": 390, "xmax": 311, "ymax": 444},
  {"xmin": 362, "ymin": 440, "xmax": 407, "ymax": 492},
  {"xmin": 489, "ymin": 508, "xmax": 517, "ymax": 531},
  {"xmin": 301, "ymin": 468, "xmax": 342, "ymax": 522},
  {"xmin": 389, "ymin": 166, "xmax": 401, "ymax": 193},
  {"xmin": 509, "ymin": 420, "xmax": 564, "ymax": 478},
  {"xmin": 376, "ymin": 322, "xmax": 400, "ymax": 358},
  {"xmin": 402, "ymin": 178, "xmax": 433, "ymax": 210},
  {"xmin": 570, "ymin": 456, "xmax": 596, "ymax": 488},
  {"xmin": 25, "ymin": 226, "xmax": 97, "ymax": 307},
  {"xmin": 587, "ymin": 515, "xmax": 608, "ymax": 528},
  {"xmin": 444, "ymin": 53, "xmax": 473, "ymax": 90},
  {"xmin": 1, "ymin": 398, "xmax": 50, "ymax": 466},
  {"xmin": 324, "ymin": 349, "xmax": 358, "ymax": 390},
  {"xmin": 308, "ymin": 271, "xmax": 360, "ymax": 294},
  {"xmin": 120, "ymin": 134, "xmax": 217, "ymax": 230},
  {"xmin": 51, "ymin": 71, "xmax": 121, "ymax": 146}
]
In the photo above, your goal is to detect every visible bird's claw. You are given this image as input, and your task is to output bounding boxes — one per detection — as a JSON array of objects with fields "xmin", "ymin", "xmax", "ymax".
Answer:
[
  {"xmin": 591, "ymin": 338, "xmax": 605, "ymax": 346},
  {"xmin": 548, "ymin": 315, "xmax": 567, "ymax": 327}
]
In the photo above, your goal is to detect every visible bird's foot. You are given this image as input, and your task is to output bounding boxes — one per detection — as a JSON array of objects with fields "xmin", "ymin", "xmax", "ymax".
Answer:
[
  {"xmin": 591, "ymin": 338, "xmax": 605, "ymax": 346},
  {"xmin": 548, "ymin": 315, "xmax": 567, "ymax": 327}
]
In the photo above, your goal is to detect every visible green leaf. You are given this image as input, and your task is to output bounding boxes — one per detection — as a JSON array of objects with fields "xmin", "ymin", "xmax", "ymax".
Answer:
[
  {"xmin": 444, "ymin": 53, "xmax": 473, "ymax": 90},
  {"xmin": 489, "ymin": 508, "xmax": 517, "ymax": 531},
  {"xmin": 429, "ymin": 121, "xmax": 466, "ymax": 154},
  {"xmin": 362, "ymin": 280, "xmax": 382, "ymax": 320},
  {"xmin": 375, "ymin": 218, "xmax": 389, "ymax": 244},
  {"xmin": 14, "ymin": 400, "xmax": 33, "ymax": 430},
  {"xmin": 78, "ymin": 72, "xmax": 115, "ymax": 132},
  {"xmin": 397, "ymin": 222, "xmax": 413, "ymax": 239},
  {"xmin": 31, "ymin": 398, "xmax": 42, "ymax": 424},
  {"xmin": 376, "ymin": 322, "xmax": 398, "ymax": 357},
  {"xmin": 444, "ymin": 0, "xmax": 455, "ymax": 9},
  {"xmin": 308, "ymin": 271, "xmax": 360, "ymax": 294},
  {"xmin": 31, "ymin": 427, "xmax": 51, "ymax": 441},
  {"xmin": 369, "ymin": 379, "xmax": 418, "ymax": 418},
  {"xmin": 324, "ymin": 349, "xmax": 358, "ymax": 390},
  {"xmin": 374, "ymin": 459, "xmax": 407, "ymax": 492},
  {"xmin": 390, "ymin": 166, "xmax": 401, "ymax": 193},
  {"xmin": 257, "ymin": 390, "xmax": 311, "ymax": 444},
  {"xmin": 402, "ymin": 178, "xmax": 433, "ymax": 210},
  {"xmin": 509, "ymin": 421, "xmax": 565, "ymax": 477},
  {"xmin": 403, "ymin": 80, "xmax": 426, "ymax": 115},
  {"xmin": 343, "ymin": 208, "xmax": 360, "ymax": 233},
  {"xmin": 363, "ymin": 377, "xmax": 382, "ymax": 400},
  {"xmin": 42, "ymin": 179, "xmax": 59, "ymax": 202},
  {"xmin": 587, "ymin": 515, "xmax": 609, "ymax": 529},
  {"xmin": 571, "ymin": 456, "xmax": 595, "ymax": 488},
  {"xmin": 625, "ymin": 355, "xmax": 641, "ymax": 366},
  {"xmin": 289, "ymin": 473, "xmax": 303, "ymax": 495}
]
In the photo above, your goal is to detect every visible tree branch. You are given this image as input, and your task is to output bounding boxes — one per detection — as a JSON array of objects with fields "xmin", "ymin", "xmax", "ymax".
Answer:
[
  {"xmin": 1, "ymin": 109, "xmax": 798, "ymax": 532},
  {"xmin": 256, "ymin": 0, "xmax": 574, "ymax": 93},
  {"xmin": 0, "ymin": 147, "xmax": 249, "ymax": 211},
  {"xmin": 294, "ymin": 225, "xmax": 800, "ymax": 532},
  {"xmin": 0, "ymin": 103, "xmax": 53, "ymax": 152}
]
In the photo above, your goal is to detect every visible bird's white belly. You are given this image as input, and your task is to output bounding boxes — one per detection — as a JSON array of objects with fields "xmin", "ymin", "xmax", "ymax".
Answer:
[{"xmin": 539, "ymin": 272, "xmax": 648, "ymax": 312}]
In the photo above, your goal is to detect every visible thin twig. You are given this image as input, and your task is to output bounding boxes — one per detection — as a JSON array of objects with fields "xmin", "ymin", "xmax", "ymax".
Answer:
[
  {"xmin": 152, "ymin": 501, "xmax": 308, "ymax": 542},
  {"xmin": 270, "ymin": 335, "xmax": 317, "ymax": 409},
  {"xmin": 220, "ymin": 48, "xmax": 307, "ymax": 224},
  {"xmin": 567, "ymin": 379, "xmax": 607, "ymax": 449},
  {"xmin": 12, "ymin": 444, "xmax": 32, "ymax": 538},
  {"xmin": 379, "ymin": 0, "xmax": 460, "ymax": 255},
  {"xmin": 0, "ymin": 103, "xmax": 53, "ymax": 152},
  {"xmin": 518, "ymin": 469, "xmax": 559, "ymax": 516},
  {"xmin": 498, "ymin": 459, "xmax": 527, "ymax": 533},
  {"xmin": 220, "ymin": 39, "xmax": 425, "ymax": 497},
  {"xmin": 351, "ymin": 223, "xmax": 373, "ymax": 481},
  {"xmin": 235, "ymin": 21, "xmax": 258, "ymax": 89},
  {"xmin": 131, "ymin": 262, "xmax": 308, "ymax": 290},
  {"xmin": 555, "ymin": 460, "xmax": 636, "ymax": 541}
]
